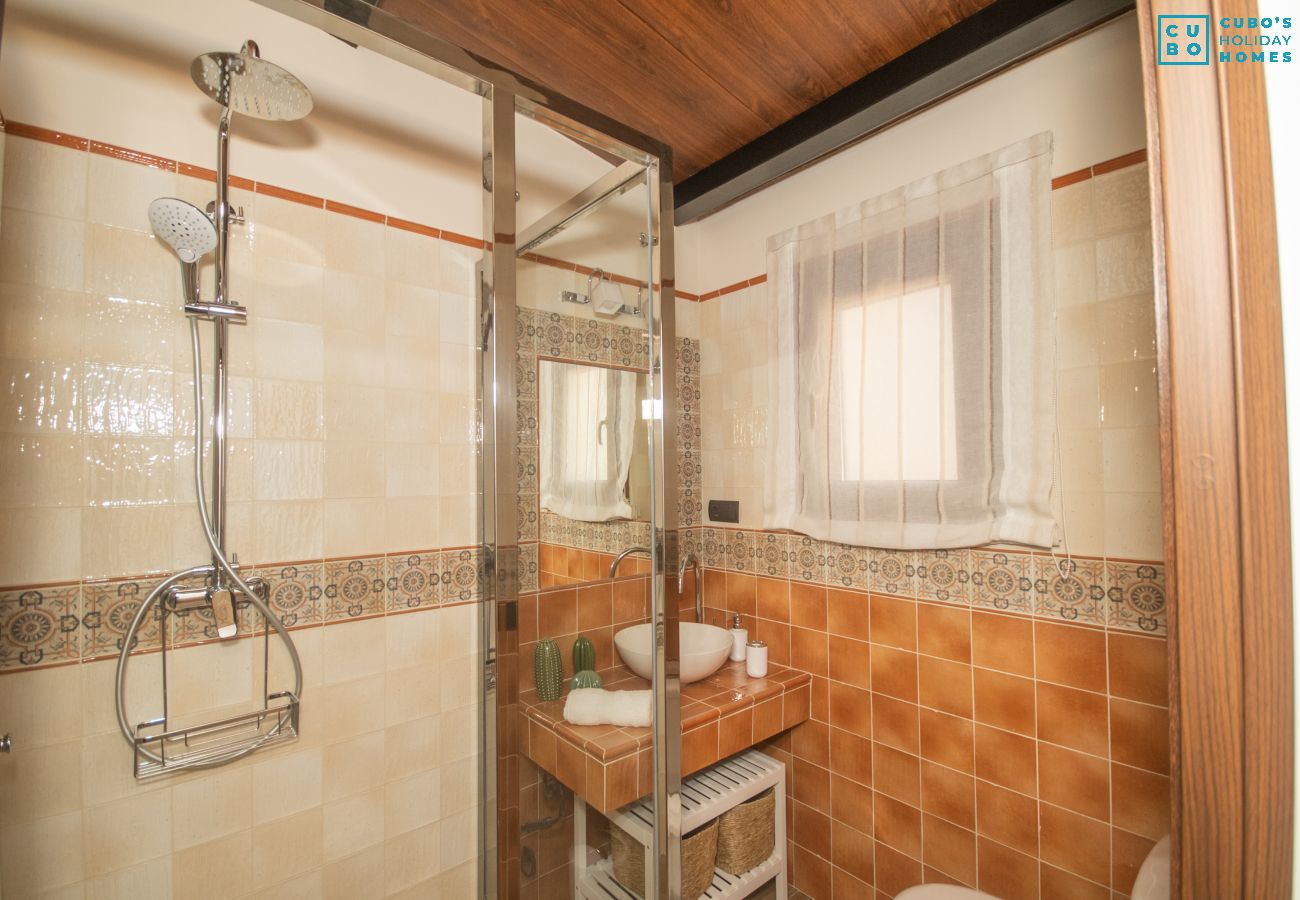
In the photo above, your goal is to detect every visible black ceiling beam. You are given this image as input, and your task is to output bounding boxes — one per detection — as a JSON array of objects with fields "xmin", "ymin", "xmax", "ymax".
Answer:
[{"xmin": 673, "ymin": 0, "xmax": 1134, "ymax": 224}]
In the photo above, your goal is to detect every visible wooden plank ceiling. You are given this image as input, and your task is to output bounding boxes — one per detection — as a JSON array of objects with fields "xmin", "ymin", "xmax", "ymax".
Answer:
[{"xmin": 377, "ymin": 0, "xmax": 997, "ymax": 180}]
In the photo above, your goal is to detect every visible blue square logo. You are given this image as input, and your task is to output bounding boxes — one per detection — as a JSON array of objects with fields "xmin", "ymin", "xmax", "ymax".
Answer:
[{"xmin": 1158, "ymin": 15, "xmax": 1212, "ymax": 65}]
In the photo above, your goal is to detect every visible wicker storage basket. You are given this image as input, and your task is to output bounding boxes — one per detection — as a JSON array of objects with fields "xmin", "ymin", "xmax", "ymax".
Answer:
[
  {"xmin": 715, "ymin": 788, "xmax": 776, "ymax": 875},
  {"xmin": 611, "ymin": 817, "xmax": 718, "ymax": 898}
]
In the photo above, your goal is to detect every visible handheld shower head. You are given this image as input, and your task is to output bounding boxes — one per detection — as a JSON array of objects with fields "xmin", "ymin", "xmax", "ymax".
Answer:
[
  {"xmin": 149, "ymin": 197, "xmax": 218, "ymax": 264},
  {"xmin": 191, "ymin": 43, "xmax": 313, "ymax": 122}
]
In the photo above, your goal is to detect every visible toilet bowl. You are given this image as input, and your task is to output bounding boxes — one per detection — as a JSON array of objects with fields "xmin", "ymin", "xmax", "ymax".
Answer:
[{"xmin": 895, "ymin": 834, "xmax": 1170, "ymax": 900}]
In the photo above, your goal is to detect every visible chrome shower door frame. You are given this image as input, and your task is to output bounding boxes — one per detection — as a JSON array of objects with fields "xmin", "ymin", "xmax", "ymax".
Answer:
[{"xmin": 246, "ymin": 2, "xmax": 681, "ymax": 896}]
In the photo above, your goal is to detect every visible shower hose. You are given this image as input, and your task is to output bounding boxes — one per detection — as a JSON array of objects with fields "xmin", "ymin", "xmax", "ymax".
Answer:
[{"xmin": 114, "ymin": 317, "xmax": 303, "ymax": 769}]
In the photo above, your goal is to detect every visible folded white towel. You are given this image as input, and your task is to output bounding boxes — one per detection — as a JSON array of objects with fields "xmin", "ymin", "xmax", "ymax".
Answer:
[{"xmin": 563, "ymin": 688, "xmax": 653, "ymax": 728}]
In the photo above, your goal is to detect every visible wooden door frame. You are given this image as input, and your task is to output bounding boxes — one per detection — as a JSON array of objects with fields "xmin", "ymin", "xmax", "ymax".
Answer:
[{"xmin": 1136, "ymin": 1, "xmax": 1292, "ymax": 896}]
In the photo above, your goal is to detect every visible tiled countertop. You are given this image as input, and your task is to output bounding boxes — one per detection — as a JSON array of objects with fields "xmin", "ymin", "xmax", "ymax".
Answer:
[{"xmin": 520, "ymin": 660, "xmax": 811, "ymax": 814}]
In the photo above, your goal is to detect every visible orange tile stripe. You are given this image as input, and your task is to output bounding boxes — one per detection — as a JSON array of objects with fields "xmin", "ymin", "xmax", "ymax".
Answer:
[{"xmin": 683, "ymin": 147, "xmax": 1149, "ymax": 303}]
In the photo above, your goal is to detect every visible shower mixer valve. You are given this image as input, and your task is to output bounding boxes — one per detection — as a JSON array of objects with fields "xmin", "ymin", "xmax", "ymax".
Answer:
[{"xmin": 166, "ymin": 575, "xmax": 267, "ymax": 640}]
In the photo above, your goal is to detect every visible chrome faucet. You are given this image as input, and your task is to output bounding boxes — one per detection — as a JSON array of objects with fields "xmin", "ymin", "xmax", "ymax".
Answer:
[
  {"xmin": 677, "ymin": 552, "xmax": 702, "ymax": 623},
  {"xmin": 608, "ymin": 546, "xmax": 651, "ymax": 579}
]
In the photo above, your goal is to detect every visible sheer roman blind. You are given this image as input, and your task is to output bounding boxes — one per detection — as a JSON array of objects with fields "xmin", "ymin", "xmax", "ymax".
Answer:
[{"xmin": 763, "ymin": 133, "xmax": 1056, "ymax": 549}]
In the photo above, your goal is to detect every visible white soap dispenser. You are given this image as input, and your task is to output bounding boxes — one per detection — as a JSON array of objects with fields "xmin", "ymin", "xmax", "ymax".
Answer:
[{"xmin": 728, "ymin": 613, "xmax": 748, "ymax": 662}]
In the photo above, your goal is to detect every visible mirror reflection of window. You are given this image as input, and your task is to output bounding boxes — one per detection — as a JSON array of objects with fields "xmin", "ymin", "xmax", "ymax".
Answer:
[{"xmin": 539, "ymin": 359, "xmax": 637, "ymax": 522}]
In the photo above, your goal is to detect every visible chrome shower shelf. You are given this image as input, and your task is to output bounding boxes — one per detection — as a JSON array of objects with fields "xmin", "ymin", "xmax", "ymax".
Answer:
[{"xmin": 133, "ymin": 690, "xmax": 299, "ymax": 779}]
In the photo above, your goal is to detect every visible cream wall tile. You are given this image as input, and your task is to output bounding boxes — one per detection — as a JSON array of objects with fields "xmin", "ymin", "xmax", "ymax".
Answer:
[
  {"xmin": 384, "ymin": 283, "xmax": 439, "ymax": 337},
  {"xmin": 0, "ymin": 283, "xmax": 86, "ymax": 361},
  {"xmin": 251, "ymin": 195, "xmax": 325, "ymax": 267},
  {"xmin": 438, "ymin": 858, "xmax": 477, "ymax": 896},
  {"xmin": 437, "ymin": 291, "xmax": 476, "ymax": 347},
  {"xmin": 81, "ymin": 364, "xmax": 173, "ymax": 437},
  {"xmin": 436, "ymin": 244, "xmax": 478, "ymax": 295},
  {"xmin": 0, "ymin": 435, "xmax": 84, "ymax": 507},
  {"xmin": 438, "ymin": 654, "xmax": 475, "ymax": 713},
  {"xmin": 436, "ymin": 394, "xmax": 474, "ymax": 445},
  {"xmin": 81, "ymin": 657, "xmax": 161, "ymax": 737},
  {"xmin": 322, "ymin": 617, "xmax": 387, "ymax": 685},
  {"xmin": 1100, "ymin": 359, "xmax": 1159, "ymax": 428},
  {"xmin": 384, "ymin": 390, "xmax": 437, "ymax": 444},
  {"xmin": 323, "ymin": 788, "xmax": 385, "ymax": 861},
  {"xmin": 165, "ymin": 638, "xmax": 254, "ymax": 717},
  {"xmin": 1059, "ymin": 490, "xmax": 1106, "ymax": 557},
  {"xmin": 252, "ymin": 499, "xmax": 323, "ymax": 562},
  {"xmin": 384, "ymin": 497, "xmax": 440, "ymax": 552},
  {"xmin": 251, "ymin": 807, "xmax": 323, "ymax": 885},
  {"xmin": 0, "ymin": 208, "xmax": 86, "ymax": 291},
  {"xmin": 324, "ymin": 214, "xmax": 385, "ymax": 278},
  {"xmin": 1105, "ymin": 491, "xmax": 1165, "ymax": 560},
  {"xmin": 384, "ymin": 227, "xmax": 440, "ymax": 289},
  {"xmin": 0, "ymin": 360, "xmax": 80, "ymax": 435},
  {"xmin": 256, "ymin": 380, "xmax": 324, "ymax": 440},
  {"xmin": 385, "ymin": 442, "xmax": 437, "ymax": 497},
  {"xmin": 0, "ymin": 739, "xmax": 82, "ymax": 822},
  {"xmin": 85, "ymin": 789, "xmax": 172, "ymax": 877},
  {"xmin": 171, "ymin": 830, "xmax": 252, "ymax": 900},
  {"xmin": 80, "ymin": 505, "xmax": 174, "ymax": 579},
  {"xmin": 269, "ymin": 624, "xmax": 322, "ymax": 694},
  {"xmin": 438, "ymin": 755, "xmax": 476, "ymax": 816},
  {"xmin": 1056, "ymin": 365, "xmax": 1102, "ymax": 431},
  {"xmin": 323, "ymin": 328, "xmax": 385, "ymax": 388},
  {"xmin": 322, "ymin": 844, "xmax": 385, "ymax": 900},
  {"xmin": 80, "ymin": 731, "xmax": 166, "ymax": 808},
  {"xmin": 1056, "ymin": 303, "xmax": 1099, "ymax": 369},
  {"xmin": 251, "ymin": 256, "xmax": 323, "ymax": 325},
  {"xmin": 1058, "ymin": 428, "xmax": 1103, "ymax": 494},
  {"xmin": 83, "ymin": 436, "xmax": 173, "ymax": 508},
  {"xmin": 1102, "ymin": 427, "xmax": 1162, "ymax": 493},
  {"xmin": 324, "ymin": 384, "xmax": 385, "ymax": 441},
  {"xmin": 1093, "ymin": 164, "xmax": 1150, "ymax": 236},
  {"xmin": 384, "ymin": 769, "xmax": 439, "ymax": 836},
  {"xmin": 1096, "ymin": 229, "xmax": 1154, "ymax": 301},
  {"xmin": 322, "ymin": 729, "xmax": 385, "ymax": 803},
  {"xmin": 438, "ymin": 343, "xmax": 477, "ymax": 397},
  {"xmin": 250, "ymin": 869, "xmax": 322, "ymax": 900},
  {"xmin": 385, "ymin": 332, "xmax": 438, "ymax": 391},
  {"xmin": 324, "ymin": 497, "xmax": 387, "ymax": 557},
  {"xmin": 0, "ymin": 810, "xmax": 84, "ymax": 894},
  {"xmin": 438, "ymin": 704, "xmax": 476, "ymax": 764},
  {"xmin": 172, "ymin": 767, "xmax": 252, "ymax": 851},
  {"xmin": 1097, "ymin": 292, "xmax": 1157, "ymax": 364},
  {"xmin": 384, "ymin": 715, "xmax": 439, "ymax": 783},
  {"xmin": 323, "ymin": 269, "xmax": 385, "ymax": 334},
  {"xmin": 84, "ymin": 224, "xmax": 176, "ymax": 304},
  {"xmin": 320, "ymin": 675, "xmax": 386, "ymax": 742},
  {"xmin": 1053, "ymin": 241, "xmax": 1096, "ymax": 309},
  {"xmin": 3, "ymin": 137, "xmax": 88, "ymax": 219},
  {"xmin": 383, "ymin": 821, "xmax": 440, "ymax": 895},
  {"xmin": 252, "ymin": 747, "xmax": 323, "ymax": 825},
  {"xmin": 439, "ymin": 806, "xmax": 477, "ymax": 869},
  {"xmin": 86, "ymin": 155, "xmax": 176, "ymax": 232},
  {"xmin": 253, "ymin": 440, "xmax": 322, "ymax": 500},
  {"xmin": 1051, "ymin": 179, "xmax": 1095, "ymax": 246},
  {"xmin": 385, "ymin": 602, "xmax": 440, "ymax": 670},
  {"xmin": 0, "ymin": 506, "xmax": 82, "ymax": 584},
  {"xmin": 85, "ymin": 856, "xmax": 172, "ymax": 900},
  {"xmin": 384, "ymin": 663, "xmax": 441, "ymax": 726},
  {"xmin": 252, "ymin": 318, "xmax": 324, "ymax": 383},
  {"xmin": 434, "ymin": 602, "xmax": 475, "ymax": 661}
]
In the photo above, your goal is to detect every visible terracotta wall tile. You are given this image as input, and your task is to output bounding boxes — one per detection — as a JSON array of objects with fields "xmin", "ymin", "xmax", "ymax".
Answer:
[
  {"xmin": 1038, "ymin": 743, "xmax": 1110, "ymax": 821},
  {"xmin": 920, "ymin": 709, "xmax": 974, "ymax": 774},
  {"xmin": 832, "ymin": 816, "xmax": 873, "ymax": 884},
  {"xmin": 971, "ymin": 611, "xmax": 1035, "ymax": 677},
  {"xmin": 872, "ymin": 694, "xmax": 920, "ymax": 754},
  {"xmin": 977, "ymin": 836, "xmax": 1040, "ymax": 900},
  {"xmin": 919, "ymin": 655, "xmax": 973, "ymax": 718},
  {"xmin": 828, "ymin": 727, "xmax": 873, "ymax": 787},
  {"xmin": 831, "ymin": 864, "xmax": 871, "ymax": 899},
  {"xmin": 872, "ymin": 646, "xmax": 919, "ymax": 703},
  {"xmin": 792, "ymin": 843, "xmax": 832, "ymax": 899},
  {"xmin": 871, "ymin": 594, "xmax": 918, "ymax": 650},
  {"xmin": 1109, "ymin": 699, "xmax": 1170, "ymax": 774},
  {"xmin": 973, "ymin": 669, "xmax": 1036, "ymax": 736},
  {"xmin": 923, "ymin": 814, "xmax": 977, "ymax": 886},
  {"xmin": 873, "ymin": 744, "xmax": 921, "ymax": 806},
  {"xmin": 827, "ymin": 588, "xmax": 870, "ymax": 641},
  {"xmin": 1108, "ymin": 633, "xmax": 1169, "ymax": 706},
  {"xmin": 921, "ymin": 760, "xmax": 975, "ymax": 829},
  {"xmin": 918, "ymin": 602, "xmax": 971, "ymax": 663},
  {"xmin": 1039, "ymin": 862, "xmax": 1109, "ymax": 900},
  {"xmin": 756, "ymin": 619, "xmax": 792, "ymax": 667},
  {"xmin": 537, "ymin": 588, "xmax": 577, "ymax": 639},
  {"xmin": 1037, "ymin": 682, "xmax": 1109, "ymax": 756},
  {"xmin": 827, "ymin": 635, "xmax": 871, "ymax": 690},
  {"xmin": 974, "ymin": 725, "xmax": 1037, "ymax": 796},
  {"xmin": 830, "ymin": 773, "xmax": 874, "ymax": 835},
  {"xmin": 792, "ymin": 719, "xmax": 830, "ymax": 768},
  {"xmin": 874, "ymin": 793, "xmax": 923, "ymax": 857},
  {"xmin": 1035, "ymin": 620, "xmax": 1107, "ymax": 692},
  {"xmin": 875, "ymin": 842, "xmax": 924, "ymax": 897},
  {"xmin": 1112, "ymin": 827, "xmax": 1158, "ymax": 895},
  {"xmin": 790, "ymin": 583, "xmax": 828, "ymax": 630},
  {"xmin": 576, "ymin": 583, "xmax": 611, "ymax": 630},
  {"xmin": 828, "ymin": 681, "xmax": 873, "ymax": 739},
  {"xmin": 726, "ymin": 572, "xmax": 758, "ymax": 616},
  {"xmin": 793, "ymin": 757, "xmax": 832, "ymax": 809},
  {"xmin": 793, "ymin": 799, "xmax": 832, "ymax": 859},
  {"xmin": 975, "ymin": 779, "xmax": 1038, "ymax": 856},
  {"xmin": 1039, "ymin": 801, "xmax": 1111, "ymax": 885},
  {"xmin": 1110, "ymin": 763, "xmax": 1170, "ymax": 841},
  {"xmin": 792, "ymin": 626, "xmax": 830, "ymax": 677},
  {"xmin": 756, "ymin": 576, "xmax": 790, "ymax": 622}
]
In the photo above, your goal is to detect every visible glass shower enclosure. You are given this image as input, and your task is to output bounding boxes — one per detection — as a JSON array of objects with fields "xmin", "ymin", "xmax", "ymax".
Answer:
[{"xmin": 253, "ymin": 2, "xmax": 681, "ymax": 896}]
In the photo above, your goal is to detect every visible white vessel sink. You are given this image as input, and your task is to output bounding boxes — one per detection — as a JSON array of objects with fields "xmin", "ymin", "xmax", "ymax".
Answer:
[{"xmin": 614, "ymin": 622, "xmax": 732, "ymax": 684}]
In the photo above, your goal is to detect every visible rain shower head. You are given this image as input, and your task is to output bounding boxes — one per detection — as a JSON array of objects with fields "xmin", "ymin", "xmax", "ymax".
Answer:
[
  {"xmin": 149, "ymin": 197, "xmax": 218, "ymax": 264},
  {"xmin": 191, "ymin": 42, "xmax": 313, "ymax": 122}
]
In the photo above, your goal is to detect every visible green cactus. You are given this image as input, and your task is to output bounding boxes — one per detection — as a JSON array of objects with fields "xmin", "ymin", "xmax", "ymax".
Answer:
[
  {"xmin": 572, "ymin": 635, "xmax": 596, "ymax": 673},
  {"xmin": 570, "ymin": 669, "xmax": 604, "ymax": 690},
  {"xmin": 534, "ymin": 639, "xmax": 563, "ymax": 701}
]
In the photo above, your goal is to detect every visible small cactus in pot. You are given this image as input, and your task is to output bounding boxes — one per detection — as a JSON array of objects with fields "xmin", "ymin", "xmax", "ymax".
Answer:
[{"xmin": 534, "ymin": 638, "xmax": 563, "ymax": 701}]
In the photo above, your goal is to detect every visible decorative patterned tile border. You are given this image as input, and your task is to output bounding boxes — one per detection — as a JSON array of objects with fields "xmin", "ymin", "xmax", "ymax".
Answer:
[
  {"xmin": 688, "ymin": 524, "xmax": 1167, "ymax": 636},
  {"xmin": 0, "ymin": 546, "xmax": 487, "ymax": 673}
]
